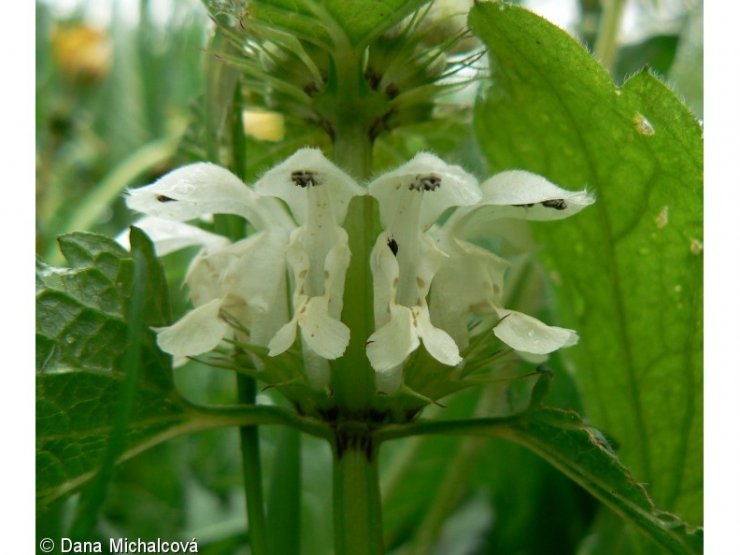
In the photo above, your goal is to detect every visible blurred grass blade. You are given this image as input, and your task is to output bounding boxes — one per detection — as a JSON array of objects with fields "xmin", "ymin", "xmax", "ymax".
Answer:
[{"xmin": 45, "ymin": 124, "xmax": 185, "ymax": 263}]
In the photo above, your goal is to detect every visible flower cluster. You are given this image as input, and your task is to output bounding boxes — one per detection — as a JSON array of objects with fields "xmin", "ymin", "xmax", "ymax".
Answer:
[{"xmin": 123, "ymin": 149, "xmax": 593, "ymax": 395}]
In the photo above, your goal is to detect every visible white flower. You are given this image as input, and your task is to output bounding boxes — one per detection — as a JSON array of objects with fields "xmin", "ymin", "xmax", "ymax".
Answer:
[
  {"xmin": 254, "ymin": 148, "xmax": 365, "ymax": 388},
  {"xmin": 430, "ymin": 169, "xmax": 594, "ymax": 357},
  {"xmin": 365, "ymin": 153, "xmax": 481, "ymax": 390},
  {"xmin": 123, "ymin": 150, "xmax": 593, "ymax": 397},
  {"xmin": 123, "ymin": 162, "xmax": 293, "ymax": 363},
  {"xmin": 123, "ymin": 149, "xmax": 364, "ymax": 391},
  {"xmin": 366, "ymin": 155, "xmax": 594, "ymax": 391}
]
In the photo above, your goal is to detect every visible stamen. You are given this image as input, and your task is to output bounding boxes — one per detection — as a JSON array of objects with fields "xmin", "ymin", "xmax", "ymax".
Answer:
[
  {"xmin": 541, "ymin": 199, "xmax": 567, "ymax": 210},
  {"xmin": 387, "ymin": 238, "xmax": 399, "ymax": 256},
  {"xmin": 156, "ymin": 194, "xmax": 176, "ymax": 202},
  {"xmin": 408, "ymin": 174, "xmax": 442, "ymax": 192},
  {"xmin": 291, "ymin": 170, "xmax": 324, "ymax": 188}
]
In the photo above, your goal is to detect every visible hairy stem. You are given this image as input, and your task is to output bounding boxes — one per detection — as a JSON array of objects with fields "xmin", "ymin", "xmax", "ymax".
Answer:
[{"xmin": 333, "ymin": 428, "xmax": 384, "ymax": 555}]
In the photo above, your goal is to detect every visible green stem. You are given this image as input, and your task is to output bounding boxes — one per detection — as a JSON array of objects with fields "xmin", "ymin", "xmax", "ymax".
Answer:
[
  {"xmin": 266, "ymin": 427, "xmax": 302, "ymax": 555},
  {"xmin": 333, "ymin": 428, "xmax": 384, "ymax": 555},
  {"xmin": 594, "ymin": 0, "xmax": 627, "ymax": 73},
  {"xmin": 184, "ymin": 400, "xmax": 333, "ymax": 439},
  {"xmin": 237, "ymin": 376, "xmax": 271, "ymax": 555},
  {"xmin": 328, "ymin": 47, "xmax": 381, "ymax": 413}
]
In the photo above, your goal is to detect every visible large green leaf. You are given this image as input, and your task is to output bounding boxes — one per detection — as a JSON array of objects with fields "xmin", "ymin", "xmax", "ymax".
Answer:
[
  {"xmin": 36, "ymin": 370, "xmax": 193, "ymax": 505},
  {"xmin": 36, "ymin": 230, "xmax": 188, "ymax": 504},
  {"xmin": 470, "ymin": 0, "xmax": 702, "ymax": 539}
]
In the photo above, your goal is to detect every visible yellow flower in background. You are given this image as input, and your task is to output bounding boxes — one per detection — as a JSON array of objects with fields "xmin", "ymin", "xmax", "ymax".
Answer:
[
  {"xmin": 52, "ymin": 24, "xmax": 112, "ymax": 85},
  {"xmin": 241, "ymin": 109, "xmax": 286, "ymax": 142}
]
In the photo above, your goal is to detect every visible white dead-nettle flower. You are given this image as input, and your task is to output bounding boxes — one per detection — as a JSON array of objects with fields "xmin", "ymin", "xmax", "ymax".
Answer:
[
  {"xmin": 366, "ymin": 156, "xmax": 593, "ymax": 391},
  {"xmin": 122, "ymin": 149, "xmax": 593, "ymax": 394}
]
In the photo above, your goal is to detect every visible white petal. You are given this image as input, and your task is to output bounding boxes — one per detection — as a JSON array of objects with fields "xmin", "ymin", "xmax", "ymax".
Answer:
[
  {"xmin": 220, "ymin": 231, "xmax": 291, "ymax": 344},
  {"xmin": 444, "ymin": 171, "xmax": 594, "ymax": 238},
  {"xmin": 517, "ymin": 351, "xmax": 550, "ymax": 364},
  {"xmin": 155, "ymin": 299, "xmax": 230, "ymax": 357},
  {"xmin": 127, "ymin": 163, "xmax": 254, "ymax": 219},
  {"xmin": 268, "ymin": 318, "xmax": 298, "ymax": 356},
  {"xmin": 299, "ymin": 296, "xmax": 350, "ymax": 360},
  {"xmin": 493, "ymin": 309, "xmax": 578, "ymax": 354},
  {"xmin": 126, "ymin": 162, "xmax": 292, "ymax": 230},
  {"xmin": 415, "ymin": 306, "xmax": 462, "ymax": 366},
  {"xmin": 185, "ymin": 248, "xmax": 229, "ymax": 306},
  {"xmin": 302, "ymin": 349, "xmax": 331, "ymax": 391},
  {"xmin": 481, "ymin": 170, "xmax": 594, "ymax": 221},
  {"xmin": 367, "ymin": 305, "xmax": 419, "ymax": 372},
  {"xmin": 370, "ymin": 234, "xmax": 400, "ymax": 328},
  {"xmin": 482, "ymin": 171, "xmax": 593, "ymax": 207},
  {"xmin": 118, "ymin": 216, "xmax": 230, "ymax": 256},
  {"xmin": 254, "ymin": 147, "xmax": 364, "ymax": 225},
  {"xmin": 323, "ymin": 231, "xmax": 351, "ymax": 317},
  {"xmin": 375, "ymin": 366, "xmax": 404, "ymax": 395},
  {"xmin": 369, "ymin": 152, "xmax": 481, "ymax": 228},
  {"xmin": 430, "ymin": 237, "xmax": 508, "ymax": 348}
]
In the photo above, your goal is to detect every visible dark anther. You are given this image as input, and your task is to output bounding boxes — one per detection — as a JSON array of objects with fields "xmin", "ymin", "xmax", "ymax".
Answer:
[
  {"xmin": 303, "ymin": 82, "xmax": 320, "ymax": 97},
  {"xmin": 513, "ymin": 203, "xmax": 535, "ymax": 208},
  {"xmin": 541, "ymin": 198, "xmax": 568, "ymax": 210},
  {"xmin": 364, "ymin": 69, "xmax": 381, "ymax": 90},
  {"xmin": 291, "ymin": 170, "xmax": 323, "ymax": 188},
  {"xmin": 387, "ymin": 238, "xmax": 399, "ymax": 256},
  {"xmin": 156, "ymin": 194, "xmax": 177, "ymax": 203},
  {"xmin": 409, "ymin": 174, "xmax": 442, "ymax": 192}
]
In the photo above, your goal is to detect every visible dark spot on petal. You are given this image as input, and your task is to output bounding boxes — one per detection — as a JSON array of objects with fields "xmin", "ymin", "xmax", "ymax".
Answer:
[
  {"xmin": 542, "ymin": 199, "xmax": 568, "ymax": 210},
  {"xmin": 409, "ymin": 174, "xmax": 441, "ymax": 192},
  {"xmin": 291, "ymin": 170, "xmax": 323, "ymax": 188},
  {"xmin": 156, "ymin": 194, "xmax": 177, "ymax": 202},
  {"xmin": 387, "ymin": 238, "xmax": 399, "ymax": 256},
  {"xmin": 513, "ymin": 203, "xmax": 535, "ymax": 208}
]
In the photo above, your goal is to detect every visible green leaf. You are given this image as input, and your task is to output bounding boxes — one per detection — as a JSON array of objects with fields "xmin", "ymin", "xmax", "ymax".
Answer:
[
  {"xmin": 37, "ymin": 370, "xmax": 192, "ymax": 505},
  {"xmin": 470, "ymin": 0, "xmax": 702, "ymax": 540},
  {"xmin": 382, "ymin": 407, "xmax": 702, "ymax": 554},
  {"xmin": 249, "ymin": 0, "xmax": 427, "ymax": 46},
  {"xmin": 36, "ymin": 230, "xmax": 187, "ymax": 504},
  {"xmin": 58, "ymin": 232, "xmax": 129, "ymax": 280},
  {"xmin": 507, "ymin": 408, "xmax": 703, "ymax": 555},
  {"xmin": 128, "ymin": 226, "xmax": 172, "ymax": 327}
]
